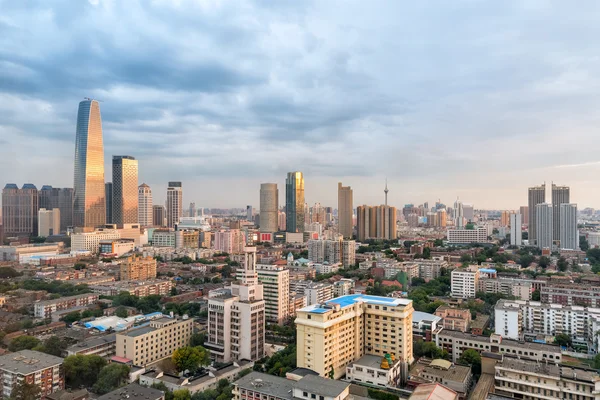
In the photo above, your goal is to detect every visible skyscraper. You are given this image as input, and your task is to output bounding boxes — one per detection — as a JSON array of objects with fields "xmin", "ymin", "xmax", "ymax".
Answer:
[
  {"xmin": 2, "ymin": 184, "xmax": 39, "ymax": 237},
  {"xmin": 166, "ymin": 182, "xmax": 182, "ymax": 228},
  {"xmin": 528, "ymin": 184, "xmax": 546, "ymax": 245},
  {"xmin": 189, "ymin": 202, "xmax": 196, "ymax": 218},
  {"xmin": 551, "ymin": 184, "xmax": 570, "ymax": 241},
  {"xmin": 152, "ymin": 205, "xmax": 165, "ymax": 227},
  {"xmin": 535, "ymin": 203, "xmax": 553, "ymax": 250},
  {"xmin": 510, "ymin": 213, "xmax": 522, "ymax": 246},
  {"xmin": 559, "ymin": 203, "xmax": 578, "ymax": 250},
  {"xmin": 285, "ymin": 172, "xmax": 304, "ymax": 233},
  {"xmin": 356, "ymin": 205, "xmax": 397, "ymax": 241},
  {"xmin": 138, "ymin": 184, "xmax": 153, "ymax": 227},
  {"xmin": 112, "ymin": 156, "xmax": 139, "ymax": 224},
  {"xmin": 259, "ymin": 183, "xmax": 278, "ymax": 233},
  {"xmin": 105, "ymin": 183, "xmax": 113, "ymax": 224},
  {"xmin": 246, "ymin": 205, "xmax": 253, "ymax": 221},
  {"xmin": 38, "ymin": 186, "xmax": 73, "ymax": 233},
  {"xmin": 73, "ymin": 99, "xmax": 105, "ymax": 228},
  {"xmin": 454, "ymin": 199, "xmax": 464, "ymax": 228},
  {"xmin": 337, "ymin": 182, "xmax": 353, "ymax": 238},
  {"xmin": 519, "ymin": 206, "xmax": 529, "ymax": 225}
]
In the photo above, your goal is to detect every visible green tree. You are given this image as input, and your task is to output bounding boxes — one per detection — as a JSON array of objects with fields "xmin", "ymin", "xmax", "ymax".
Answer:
[
  {"xmin": 93, "ymin": 363, "xmax": 130, "ymax": 394},
  {"xmin": 460, "ymin": 254, "xmax": 472, "ymax": 263},
  {"xmin": 422, "ymin": 248, "xmax": 431, "ymax": 259},
  {"xmin": 580, "ymin": 236, "xmax": 590, "ymax": 252},
  {"xmin": 37, "ymin": 336, "xmax": 67, "ymax": 357},
  {"xmin": 8, "ymin": 336, "xmax": 41, "ymax": 352},
  {"xmin": 62, "ymin": 311, "xmax": 82, "ymax": 324},
  {"xmin": 594, "ymin": 354, "xmax": 600, "ymax": 369},
  {"xmin": 458, "ymin": 349, "xmax": 481, "ymax": 375},
  {"xmin": 518, "ymin": 254, "xmax": 534, "ymax": 268},
  {"xmin": 173, "ymin": 390, "xmax": 192, "ymax": 400},
  {"xmin": 190, "ymin": 333, "xmax": 207, "ymax": 347},
  {"xmin": 152, "ymin": 382, "xmax": 174, "ymax": 400},
  {"xmin": 9, "ymin": 381, "xmax": 41, "ymax": 400},
  {"xmin": 538, "ymin": 256, "xmax": 551, "ymax": 269},
  {"xmin": 63, "ymin": 354, "xmax": 107, "ymax": 388},
  {"xmin": 554, "ymin": 333, "xmax": 572, "ymax": 348},
  {"xmin": 532, "ymin": 290, "xmax": 541, "ymax": 301},
  {"xmin": 115, "ymin": 307, "xmax": 129, "ymax": 318},
  {"xmin": 557, "ymin": 257, "xmax": 568, "ymax": 272},
  {"xmin": 172, "ymin": 346, "xmax": 208, "ymax": 373},
  {"xmin": 0, "ymin": 267, "xmax": 21, "ymax": 278},
  {"xmin": 170, "ymin": 287, "xmax": 178, "ymax": 296}
]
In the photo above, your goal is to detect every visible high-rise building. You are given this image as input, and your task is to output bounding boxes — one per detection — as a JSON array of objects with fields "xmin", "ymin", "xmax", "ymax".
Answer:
[
  {"xmin": 337, "ymin": 182, "xmax": 353, "ymax": 238},
  {"xmin": 551, "ymin": 184, "xmax": 570, "ymax": 241},
  {"xmin": 559, "ymin": 203, "xmax": 578, "ymax": 250},
  {"xmin": 259, "ymin": 183, "xmax": 278, "ymax": 233},
  {"xmin": 285, "ymin": 172, "xmax": 305, "ymax": 233},
  {"xmin": 500, "ymin": 211, "xmax": 510, "ymax": 227},
  {"xmin": 205, "ymin": 247, "xmax": 265, "ymax": 362},
  {"xmin": 38, "ymin": 186, "xmax": 74, "ymax": 233},
  {"xmin": 73, "ymin": 99, "xmax": 105, "ymax": 228},
  {"xmin": 257, "ymin": 264, "xmax": 290, "ymax": 325},
  {"xmin": 454, "ymin": 200, "xmax": 464, "ymax": 228},
  {"xmin": 436, "ymin": 209, "xmax": 447, "ymax": 228},
  {"xmin": 38, "ymin": 208, "xmax": 60, "ymax": 237},
  {"xmin": 278, "ymin": 211, "xmax": 286, "ymax": 231},
  {"xmin": 463, "ymin": 204, "xmax": 474, "ymax": 222},
  {"xmin": 166, "ymin": 182, "xmax": 182, "ymax": 228},
  {"xmin": 105, "ymin": 183, "xmax": 113, "ymax": 224},
  {"xmin": 295, "ymin": 294, "xmax": 414, "ymax": 379},
  {"xmin": 528, "ymin": 184, "xmax": 546, "ymax": 245},
  {"xmin": 189, "ymin": 202, "xmax": 196, "ymax": 218},
  {"xmin": 2, "ymin": 184, "xmax": 39, "ymax": 237},
  {"xmin": 120, "ymin": 255, "xmax": 157, "ymax": 281},
  {"xmin": 509, "ymin": 213, "xmax": 522, "ymax": 246},
  {"xmin": 535, "ymin": 203, "xmax": 553, "ymax": 250},
  {"xmin": 356, "ymin": 205, "xmax": 397, "ymax": 241},
  {"xmin": 152, "ymin": 205, "xmax": 165, "ymax": 227},
  {"xmin": 214, "ymin": 229, "xmax": 246, "ymax": 254},
  {"xmin": 246, "ymin": 205, "xmax": 253, "ymax": 221},
  {"xmin": 138, "ymin": 184, "xmax": 153, "ymax": 227},
  {"xmin": 112, "ymin": 156, "xmax": 138, "ymax": 224},
  {"xmin": 519, "ymin": 206, "xmax": 529, "ymax": 225}
]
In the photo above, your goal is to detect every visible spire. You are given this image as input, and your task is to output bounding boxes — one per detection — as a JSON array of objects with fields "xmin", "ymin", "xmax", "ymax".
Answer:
[{"xmin": 384, "ymin": 179, "xmax": 389, "ymax": 206}]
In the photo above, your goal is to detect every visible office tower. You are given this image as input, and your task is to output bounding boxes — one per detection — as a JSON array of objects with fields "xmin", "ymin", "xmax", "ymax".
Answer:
[
  {"xmin": 38, "ymin": 186, "xmax": 73, "ymax": 233},
  {"xmin": 500, "ymin": 211, "xmax": 510, "ymax": 227},
  {"xmin": 278, "ymin": 211, "xmax": 286, "ymax": 231},
  {"xmin": 246, "ymin": 205, "xmax": 253, "ymax": 221},
  {"xmin": 551, "ymin": 184, "xmax": 570, "ymax": 241},
  {"xmin": 120, "ymin": 255, "xmax": 157, "ymax": 280},
  {"xmin": 2, "ymin": 184, "xmax": 39, "ymax": 237},
  {"xmin": 520, "ymin": 206, "xmax": 529, "ymax": 225},
  {"xmin": 295, "ymin": 294, "xmax": 414, "ymax": 379},
  {"xmin": 206, "ymin": 247, "xmax": 265, "ymax": 362},
  {"xmin": 338, "ymin": 182, "xmax": 353, "ymax": 238},
  {"xmin": 73, "ymin": 98, "xmax": 105, "ymax": 228},
  {"xmin": 38, "ymin": 209, "xmax": 60, "ymax": 237},
  {"xmin": 285, "ymin": 172, "xmax": 305, "ymax": 233},
  {"xmin": 528, "ymin": 184, "xmax": 546, "ymax": 245},
  {"xmin": 559, "ymin": 204, "xmax": 578, "ymax": 250},
  {"xmin": 535, "ymin": 203, "xmax": 553, "ymax": 250},
  {"xmin": 257, "ymin": 265, "xmax": 290, "ymax": 324},
  {"xmin": 436, "ymin": 209, "xmax": 447, "ymax": 227},
  {"xmin": 463, "ymin": 203, "xmax": 474, "ymax": 222},
  {"xmin": 112, "ymin": 156, "xmax": 139, "ymax": 224},
  {"xmin": 259, "ymin": 183, "xmax": 278, "ymax": 233},
  {"xmin": 454, "ymin": 200, "xmax": 464, "ymax": 227},
  {"xmin": 152, "ymin": 205, "xmax": 165, "ymax": 227},
  {"xmin": 510, "ymin": 213, "xmax": 522, "ymax": 246},
  {"xmin": 189, "ymin": 202, "xmax": 196, "ymax": 218},
  {"xmin": 138, "ymin": 184, "xmax": 153, "ymax": 227},
  {"xmin": 424, "ymin": 201, "xmax": 429, "ymax": 211},
  {"xmin": 166, "ymin": 182, "xmax": 182, "ymax": 228},
  {"xmin": 105, "ymin": 183, "xmax": 113, "ymax": 224}
]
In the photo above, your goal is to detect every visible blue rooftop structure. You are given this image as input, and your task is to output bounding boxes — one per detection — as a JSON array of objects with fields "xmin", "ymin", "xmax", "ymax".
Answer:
[
  {"xmin": 4, "ymin": 184, "xmax": 18, "ymax": 189},
  {"xmin": 479, "ymin": 268, "xmax": 497, "ymax": 274},
  {"xmin": 22, "ymin": 184, "xmax": 37, "ymax": 189},
  {"xmin": 300, "ymin": 294, "xmax": 412, "ymax": 314}
]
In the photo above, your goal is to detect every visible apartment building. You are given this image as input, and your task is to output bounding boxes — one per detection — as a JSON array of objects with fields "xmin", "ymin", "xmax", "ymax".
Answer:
[
  {"xmin": 333, "ymin": 279, "xmax": 354, "ymax": 297},
  {"xmin": 307, "ymin": 238, "xmax": 356, "ymax": 268},
  {"xmin": 450, "ymin": 268, "xmax": 480, "ymax": 298},
  {"xmin": 214, "ymin": 229, "xmax": 245, "ymax": 254},
  {"xmin": 434, "ymin": 306, "xmax": 472, "ymax": 333},
  {"xmin": 288, "ymin": 292, "xmax": 307, "ymax": 317},
  {"xmin": 541, "ymin": 283, "xmax": 600, "ymax": 307},
  {"xmin": 120, "ymin": 255, "xmax": 157, "ymax": 281},
  {"xmin": 346, "ymin": 354, "xmax": 404, "ymax": 388},
  {"xmin": 66, "ymin": 333, "xmax": 116, "ymax": 358},
  {"xmin": 478, "ymin": 277, "xmax": 532, "ymax": 300},
  {"xmin": 434, "ymin": 329, "xmax": 562, "ymax": 364},
  {"xmin": 257, "ymin": 264, "xmax": 290, "ymax": 324},
  {"xmin": 89, "ymin": 280, "xmax": 172, "ymax": 297},
  {"xmin": 71, "ymin": 229, "xmax": 121, "ymax": 253},
  {"xmin": 34, "ymin": 293, "xmax": 99, "ymax": 318},
  {"xmin": 295, "ymin": 294, "xmax": 414, "ymax": 379},
  {"xmin": 115, "ymin": 317, "xmax": 193, "ymax": 367},
  {"xmin": 408, "ymin": 358, "xmax": 472, "ymax": 399},
  {"xmin": 0, "ymin": 350, "xmax": 64, "ymax": 399},
  {"xmin": 384, "ymin": 262, "xmax": 419, "ymax": 280},
  {"xmin": 205, "ymin": 247, "xmax": 265, "ymax": 363},
  {"xmin": 446, "ymin": 228, "xmax": 488, "ymax": 244},
  {"xmin": 305, "ymin": 282, "xmax": 334, "ymax": 306},
  {"xmin": 417, "ymin": 260, "xmax": 448, "ymax": 281}
]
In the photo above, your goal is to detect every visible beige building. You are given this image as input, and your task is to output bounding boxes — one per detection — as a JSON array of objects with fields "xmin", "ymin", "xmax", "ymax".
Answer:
[
  {"xmin": 434, "ymin": 306, "xmax": 472, "ymax": 333},
  {"xmin": 295, "ymin": 294, "xmax": 414, "ymax": 379},
  {"xmin": 2, "ymin": 183, "xmax": 39, "ymax": 237},
  {"xmin": 409, "ymin": 358, "xmax": 472, "ymax": 399},
  {"xmin": 257, "ymin": 264, "xmax": 290, "ymax": 324},
  {"xmin": 338, "ymin": 182, "xmax": 353, "ymax": 238},
  {"xmin": 38, "ymin": 208, "xmax": 60, "ymax": 237},
  {"xmin": 356, "ymin": 205, "xmax": 397, "ymax": 241},
  {"xmin": 166, "ymin": 182, "xmax": 182, "ymax": 228},
  {"xmin": 34, "ymin": 293, "xmax": 99, "ymax": 318},
  {"xmin": 138, "ymin": 183, "xmax": 153, "ymax": 227},
  {"xmin": 71, "ymin": 229, "xmax": 121, "ymax": 253},
  {"xmin": 0, "ymin": 350, "xmax": 64, "ymax": 399},
  {"xmin": 120, "ymin": 255, "xmax": 157, "ymax": 281},
  {"xmin": 112, "ymin": 156, "xmax": 138, "ymax": 225},
  {"xmin": 259, "ymin": 183, "xmax": 278, "ymax": 233}
]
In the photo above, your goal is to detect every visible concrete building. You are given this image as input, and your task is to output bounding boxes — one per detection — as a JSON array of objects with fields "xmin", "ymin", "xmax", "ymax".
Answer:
[
  {"xmin": 541, "ymin": 283, "xmax": 600, "ymax": 308},
  {"xmin": 259, "ymin": 183, "xmax": 278, "ymax": 233},
  {"xmin": 450, "ymin": 268, "xmax": 480, "ymax": 298},
  {"xmin": 346, "ymin": 354, "xmax": 404, "ymax": 388},
  {"xmin": 205, "ymin": 247, "xmax": 265, "ymax": 363},
  {"xmin": 175, "ymin": 229, "xmax": 199, "ymax": 249},
  {"xmin": 90, "ymin": 280, "xmax": 172, "ymax": 297},
  {"xmin": 71, "ymin": 229, "xmax": 120, "ymax": 253},
  {"xmin": 138, "ymin": 184, "xmax": 153, "ymax": 227},
  {"xmin": 285, "ymin": 172, "xmax": 305, "ymax": 233},
  {"xmin": 520, "ymin": 206, "xmax": 529, "ymax": 225},
  {"xmin": 305, "ymin": 282, "xmax": 334, "ymax": 306},
  {"xmin": 509, "ymin": 213, "xmax": 522, "ymax": 246},
  {"xmin": 307, "ymin": 238, "xmax": 355, "ymax": 268},
  {"xmin": 97, "ymin": 384, "xmax": 164, "ymax": 400},
  {"xmin": 559, "ymin": 203, "xmax": 578, "ymax": 250},
  {"xmin": 409, "ymin": 384, "xmax": 458, "ymax": 400},
  {"xmin": 152, "ymin": 205, "xmax": 165, "ymax": 227},
  {"xmin": 2, "ymin": 183, "xmax": 39, "ymax": 237},
  {"xmin": 528, "ymin": 184, "xmax": 546, "ymax": 245},
  {"xmin": 120, "ymin": 255, "xmax": 157, "ymax": 281},
  {"xmin": 38, "ymin": 208, "xmax": 60, "ymax": 237},
  {"xmin": 152, "ymin": 230, "xmax": 176, "ymax": 247},
  {"xmin": 105, "ymin": 182, "xmax": 113, "ymax": 224},
  {"xmin": 551, "ymin": 184, "xmax": 570, "ymax": 241},
  {"xmin": 257, "ymin": 264, "xmax": 290, "ymax": 324},
  {"xmin": 434, "ymin": 306, "xmax": 472, "ymax": 333},
  {"xmin": 446, "ymin": 227, "xmax": 488, "ymax": 244},
  {"xmin": 295, "ymin": 294, "xmax": 414, "ymax": 379},
  {"xmin": 66, "ymin": 333, "xmax": 117, "ymax": 358},
  {"xmin": 500, "ymin": 211, "xmax": 510, "ymax": 227},
  {"xmin": 356, "ymin": 205, "xmax": 397, "ymax": 241},
  {"xmin": 214, "ymin": 229, "xmax": 245, "ymax": 254},
  {"xmin": 0, "ymin": 243, "xmax": 59, "ymax": 262},
  {"xmin": 34, "ymin": 293, "xmax": 99, "ymax": 318},
  {"xmin": 38, "ymin": 186, "xmax": 73, "ymax": 233},
  {"xmin": 333, "ymin": 279, "xmax": 354, "ymax": 297},
  {"xmin": 99, "ymin": 239, "xmax": 135, "ymax": 257},
  {"xmin": 409, "ymin": 358, "xmax": 472, "ymax": 399},
  {"xmin": 338, "ymin": 182, "xmax": 353, "ymax": 238},
  {"xmin": 0, "ymin": 350, "xmax": 64, "ymax": 399},
  {"xmin": 166, "ymin": 182, "xmax": 182, "ymax": 228},
  {"xmin": 535, "ymin": 203, "xmax": 553, "ymax": 250},
  {"xmin": 478, "ymin": 277, "xmax": 532, "ymax": 300},
  {"xmin": 112, "ymin": 156, "xmax": 138, "ymax": 224}
]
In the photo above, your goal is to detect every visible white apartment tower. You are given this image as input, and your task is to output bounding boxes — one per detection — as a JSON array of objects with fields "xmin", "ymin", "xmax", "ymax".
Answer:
[
  {"xmin": 138, "ymin": 184, "xmax": 153, "ymax": 227},
  {"xmin": 559, "ymin": 203, "xmax": 578, "ymax": 250},
  {"xmin": 257, "ymin": 265, "xmax": 290, "ymax": 324},
  {"xmin": 535, "ymin": 203, "xmax": 553, "ymax": 250},
  {"xmin": 509, "ymin": 213, "xmax": 522, "ymax": 246},
  {"xmin": 166, "ymin": 182, "xmax": 182, "ymax": 228}
]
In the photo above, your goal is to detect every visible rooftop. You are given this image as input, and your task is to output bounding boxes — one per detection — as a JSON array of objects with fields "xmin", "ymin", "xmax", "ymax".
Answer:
[
  {"xmin": 294, "ymin": 374, "xmax": 350, "ymax": 397},
  {"xmin": 36, "ymin": 293, "xmax": 97, "ymax": 306},
  {"xmin": 66, "ymin": 333, "xmax": 116, "ymax": 353},
  {"xmin": 436, "ymin": 330, "xmax": 561, "ymax": 353},
  {"xmin": 413, "ymin": 311, "xmax": 442, "ymax": 324},
  {"xmin": 411, "ymin": 358, "xmax": 472, "ymax": 387},
  {"xmin": 299, "ymin": 294, "xmax": 412, "ymax": 314},
  {"xmin": 498, "ymin": 357, "xmax": 598, "ymax": 382},
  {"xmin": 97, "ymin": 383, "xmax": 163, "ymax": 400},
  {"xmin": 0, "ymin": 350, "xmax": 63, "ymax": 374},
  {"xmin": 235, "ymin": 372, "xmax": 294, "ymax": 399},
  {"xmin": 120, "ymin": 325, "xmax": 155, "ymax": 338},
  {"xmin": 409, "ymin": 383, "xmax": 458, "ymax": 400},
  {"xmin": 349, "ymin": 354, "xmax": 393, "ymax": 370}
]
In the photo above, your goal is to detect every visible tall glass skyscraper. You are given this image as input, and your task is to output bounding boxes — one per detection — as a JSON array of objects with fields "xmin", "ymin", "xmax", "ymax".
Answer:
[
  {"xmin": 73, "ymin": 99, "xmax": 105, "ymax": 228},
  {"xmin": 285, "ymin": 172, "xmax": 305, "ymax": 233},
  {"xmin": 112, "ymin": 156, "xmax": 139, "ymax": 224}
]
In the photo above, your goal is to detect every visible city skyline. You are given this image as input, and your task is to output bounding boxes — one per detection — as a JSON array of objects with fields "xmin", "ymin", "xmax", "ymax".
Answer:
[{"xmin": 2, "ymin": 2, "xmax": 600, "ymax": 209}]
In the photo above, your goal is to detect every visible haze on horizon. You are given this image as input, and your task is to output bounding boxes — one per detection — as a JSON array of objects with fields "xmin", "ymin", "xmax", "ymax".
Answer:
[{"xmin": 1, "ymin": 0, "xmax": 599, "ymax": 210}]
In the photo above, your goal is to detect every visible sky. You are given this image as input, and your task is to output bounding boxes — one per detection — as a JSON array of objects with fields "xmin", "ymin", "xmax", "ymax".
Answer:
[{"xmin": 1, "ymin": 0, "xmax": 600, "ymax": 210}]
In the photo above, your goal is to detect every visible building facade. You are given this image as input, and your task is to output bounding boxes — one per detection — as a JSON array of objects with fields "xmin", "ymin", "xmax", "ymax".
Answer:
[
  {"xmin": 559, "ymin": 203, "xmax": 578, "ymax": 250},
  {"xmin": 120, "ymin": 255, "xmax": 157, "ymax": 281},
  {"xmin": 259, "ymin": 183, "xmax": 278, "ymax": 233},
  {"xmin": 509, "ymin": 213, "xmax": 522, "ymax": 246},
  {"xmin": 112, "ymin": 156, "xmax": 138, "ymax": 224},
  {"xmin": 38, "ymin": 208, "xmax": 60, "ymax": 237},
  {"xmin": 0, "ymin": 350, "xmax": 64, "ymax": 399},
  {"xmin": 34, "ymin": 293, "xmax": 100, "ymax": 318},
  {"xmin": 2, "ymin": 183, "xmax": 39, "ymax": 237},
  {"xmin": 541, "ymin": 283, "xmax": 600, "ymax": 308},
  {"xmin": 446, "ymin": 228, "xmax": 488, "ymax": 244},
  {"xmin": 38, "ymin": 186, "xmax": 73, "ymax": 233},
  {"xmin": 338, "ymin": 182, "xmax": 353, "ymax": 238},
  {"xmin": 305, "ymin": 282, "xmax": 334, "ymax": 306},
  {"xmin": 153, "ymin": 205, "xmax": 165, "ymax": 227},
  {"xmin": 285, "ymin": 172, "xmax": 305, "ymax": 233},
  {"xmin": 257, "ymin": 264, "xmax": 290, "ymax": 324},
  {"xmin": 551, "ymin": 184, "xmax": 570, "ymax": 241},
  {"xmin": 356, "ymin": 205, "xmax": 397, "ymax": 241},
  {"xmin": 528, "ymin": 184, "xmax": 546, "ymax": 245},
  {"xmin": 166, "ymin": 182, "xmax": 182, "ymax": 228},
  {"xmin": 138, "ymin": 184, "xmax": 153, "ymax": 227},
  {"xmin": 105, "ymin": 182, "xmax": 113, "ymax": 224},
  {"xmin": 71, "ymin": 229, "xmax": 121, "ymax": 253},
  {"xmin": 450, "ymin": 268, "xmax": 480, "ymax": 298},
  {"xmin": 535, "ymin": 203, "xmax": 553, "ymax": 249}
]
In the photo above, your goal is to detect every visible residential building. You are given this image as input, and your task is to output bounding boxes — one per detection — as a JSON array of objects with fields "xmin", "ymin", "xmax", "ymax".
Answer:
[
  {"xmin": 519, "ymin": 206, "xmax": 529, "ymax": 225},
  {"xmin": 307, "ymin": 238, "xmax": 355, "ymax": 268},
  {"xmin": 0, "ymin": 350, "xmax": 64, "ymax": 399},
  {"xmin": 305, "ymin": 282, "xmax": 334, "ymax": 306},
  {"xmin": 214, "ymin": 229, "xmax": 245, "ymax": 254},
  {"xmin": 535, "ymin": 203, "xmax": 553, "ymax": 250},
  {"xmin": 541, "ymin": 283, "xmax": 600, "ymax": 307},
  {"xmin": 417, "ymin": 260, "xmax": 448, "ymax": 281},
  {"xmin": 295, "ymin": 294, "xmax": 414, "ymax": 379},
  {"xmin": 338, "ymin": 182, "xmax": 353, "ymax": 238},
  {"xmin": 346, "ymin": 354, "xmax": 404, "ymax": 388},
  {"xmin": 434, "ymin": 306, "xmax": 472, "ymax": 332},
  {"xmin": 559, "ymin": 203, "xmax": 578, "ymax": 250},
  {"xmin": 38, "ymin": 186, "xmax": 73, "ymax": 233},
  {"xmin": 152, "ymin": 230, "xmax": 176, "ymax": 247},
  {"xmin": 285, "ymin": 172, "xmax": 305, "ymax": 233},
  {"xmin": 90, "ymin": 280, "xmax": 172, "ymax": 297},
  {"xmin": 478, "ymin": 277, "xmax": 532, "ymax": 300},
  {"xmin": 413, "ymin": 311, "xmax": 442, "ymax": 340},
  {"xmin": 551, "ymin": 184, "xmax": 570, "ymax": 241},
  {"xmin": 200, "ymin": 231, "xmax": 212, "ymax": 248},
  {"xmin": 454, "ymin": 200, "xmax": 464, "ymax": 228},
  {"xmin": 205, "ymin": 247, "xmax": 265, "ymax": 363},
  {"xmin": 38, "ymin": 208, "xmax": 60, "ymax": 237},
  {"xmin": 153, "ymin": 205, "xmax": 165, "ymax": 227},
  {"xmin": 138, "ymin": 184, "xmax": 153, "ymax": 227},
  {"xmin": 166, "ymin": 182, "xmax": 182, "ymax": 228},
  {"xmin": 105, "ymin": 183, "xmax": 113, "ymax": 224},
  {"xmin": 175, "ymin": 229, "xmax": 199, "ymax": 249},
  {"xmin": 509, "ymin": 213, "xmax": 522, "ymax": 246},
  {"xmin": 71, "ymin": 229, "xmax": 120, "ymax": 253},
  {"xmin": 115, "ymin": 317, "xmax": 193, "ymax": 367},
  {"xmin": 257, "ymin": 264, "xmax": 290, "ymax": 324},
  {"xmin": 500, "ymin": 211, "xmax": 510, "ymax": 227},
  {"xmin": 112, "ymin": 156, "xmax": 138, "ymax": 224},
  {"xmin": 333, "ymin": 279, "xmax": 354, "ymax": 297},
  {"xmin": 120, "ymin": 255, "xmax": 157, "ymax": 281},
  {"xmin": 259, "ymin": 183, "xmax": 278, "ymax": 233},
  {"xmin": 446, "ymin": 228, "xmax": 488, "ymax": 244},
  {"xmin": 408, "ymin": 358, "xmax": 472, "ymax": 399},
  {"xmin": 450, "ymin": 268, "xmax": 480, "ymax": 298},
  {"xmin": 356, "ymin": 205, "xmax": 397, "ymax": 241},
  {"xmin": 528, "ymin": 184, "xmax": 546, "ymax": 245},
  {"xmin": 73, "ymin": 99, "xmax": 106, "ymax": 229},
  {"xmin": 34, "ymin": 293, "xmax": 99, "ymax": 318},
  {"xmin": 2, "ymin": 183, "xmax": 39, "ymax": 237},
  {"xmin": 97, "ymin": 383, "xmax": 164, "ymax": 400},
  {"xmin": 66, "ymin": 333, "xmax": 116, "ymax": 358}
]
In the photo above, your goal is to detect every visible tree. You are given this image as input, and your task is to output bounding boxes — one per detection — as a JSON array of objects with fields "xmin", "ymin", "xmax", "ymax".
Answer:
[
  {"xmin": 8, "ymin": 336, "xmax": 41, "ymax": 352},
  {"xmin": 170, "ymin": 287, "xmax": 178, "ymax": 296},
  {"xmin": 580, "ymin": 236, "xmax": 590, "ymax": 252},
  {"xmin": 61, "ymin": 311, "xmax": 82, "ymax": 324},
  {"xmin": 594, "ymin": 354, "xmax": 600, "ymax": 370},
  {"xmin": 557, "ymin": 257, "xmax": 568, "ymax": 272},
  {"xmin": 518, "ymin": 254, "xmax": 534, "ymax": 268},
  {"xmin": 172, "ymin": 347, "xmax": 204, "ymax": 373},
  {"xmin": 460, "ymin": 254, "xmax": 472, "ymax": 263},
  {"xmin": 63, "ymin": 354, "xmax": 107, "ymax": 388},
  {"xmin": 422, "ymin": 248, "xmax": 431, "ymax": 259},
  {"xmin": 115, "ymin": 307, "xmax": 129, "ymax": 318},
  {"xmin": 173, "ymin": 390, "xmax": 192, "ymax": 400},
  {"xmin": 9, "ymin": 381, "xmax": 41, "ymax": 400},
  {"xmin": 458, "ymin": 349, "xmax": 481, "ymax": 375},
  {"xmin": 93, "ymin": 363, "xmax": 130, "ymax": 394},
  {"xmin": 37, "ymin": 336, "xmax": 67, "ymax": 357},
  {"xmin": 190, "ymin": 333, "xmax": 207, "ymax": 347},
  {"xmin": 532, "ymin": 290, "xmax": 541, "ymax": 301},
  {"xmin": 0, "ymin": 267, "xmax": 20, "ymax": 278},
  {"xmin": 538, "ymin": 256, "xmax": 550, "ymax": 269},
  {"xmin": 413, "ymin": 341, "xmax": 447, "ymax": 359},
  {"xmin": 554, "ymin": 333, "xmax": 572, "ymax": 348}
]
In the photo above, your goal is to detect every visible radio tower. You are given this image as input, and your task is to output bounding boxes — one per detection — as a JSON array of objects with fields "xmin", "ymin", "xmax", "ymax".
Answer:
[{"xmin": 384, "ymin": 179, "xmax": 389, "ymax": 206}]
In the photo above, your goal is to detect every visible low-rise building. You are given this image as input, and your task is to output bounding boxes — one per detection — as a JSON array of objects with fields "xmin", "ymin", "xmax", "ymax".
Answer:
[
  {"xmin": 0, "ymin": 243, "xmax": 60, "ymax": 262},
  {"xmin": 71, "ymin": 230, "xmax": 121, "ymax": 253},
  {"xmin": 541, "ymin": 283, "xmax": 600, "ymax": 307},
  {"xmin": 451, "ymin": 268, "xmax": 480, "ymax": 298},
  {"xmin": 447, "ymin": 228, "xmax": 488, "ymax": 244},
  {"xmin": 478, "ymin": 277, "xmax": 532, "ymax": 301},
  {"xmin": 0, "ymin": 350, "xmax": 64, "ymax": 399},
  {"xmin": 90, "ymin": 280, "xmax": 173, "ymax": 297},
  {"xmin": 99, "ymin": 239, "xmax": 135, "ymax": 257},
  {"xmin": 408, "ymin": 358, "xmax": 473, "ymax": 399},
  {"xmin": 333, "ymin": 279, "xmax": 354, "ymax": 297},
  {"xmin": 346, "ymin": 354, "xmax": 403, "ymax": 388},
  {"xmin": 413, "ymin": 311, "xmax": 442, "ymax": 340},
  {"xmin": 434, "ymin": 306, "xmax": 472, "ymax": 333},
  {"xmin": 34, "ymin": 293, "xmax": 99, "ymax": 319},
  {"xmin": 66, "ymin": 333, "xmax": 117, "ymax": 358}
]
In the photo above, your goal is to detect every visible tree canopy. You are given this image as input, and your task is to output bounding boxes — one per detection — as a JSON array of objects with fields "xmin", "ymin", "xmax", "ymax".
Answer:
[
  {"xmin": 172, "ymin": 346, "xmax": 210, "ymax": 374},
  {"xmin": 8, "ymin": 336, "xmax": 40, "ymax": 352},
  {"xmin": 63, "ymin": 354, "xmax": 107, "ymax": 388},
  {"xmin": 93, "ymin": 363, "xmax": 130, "ymax": 394}
]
